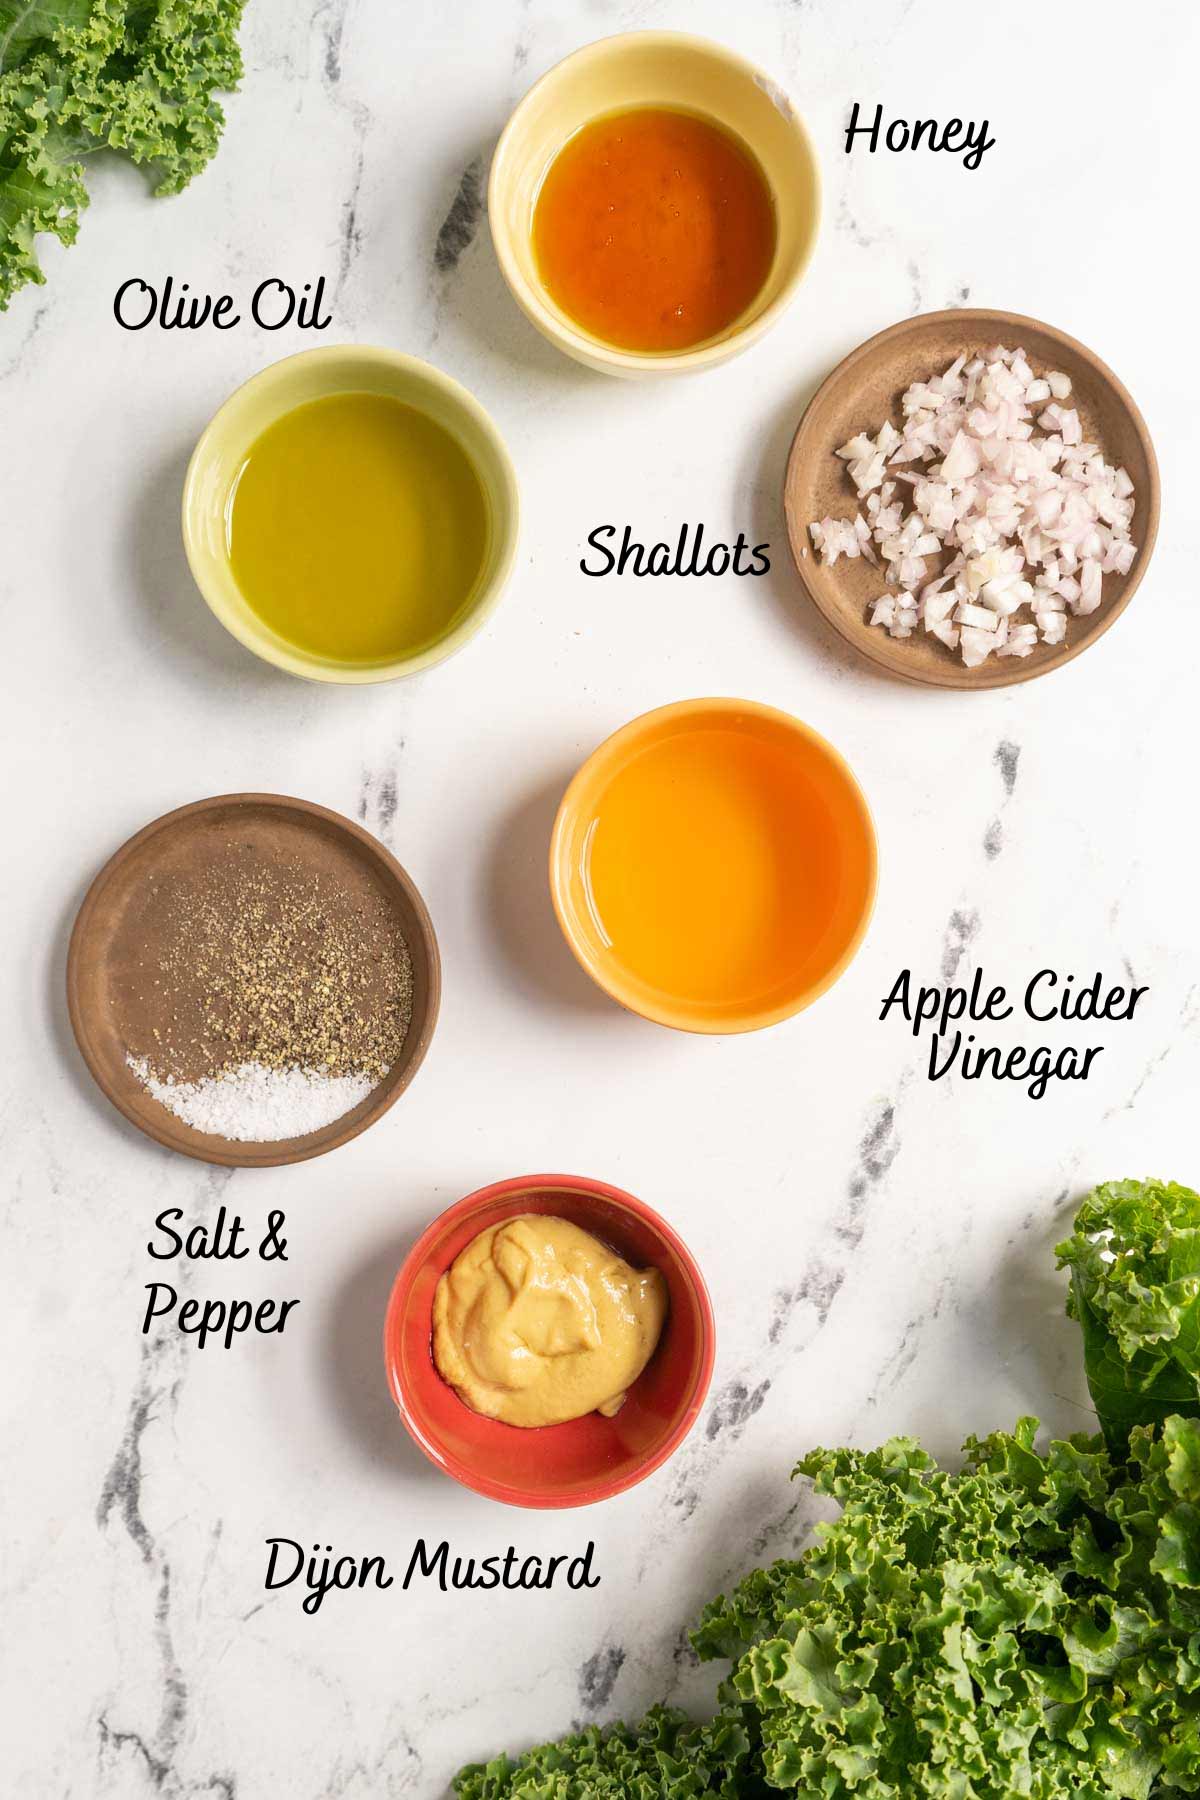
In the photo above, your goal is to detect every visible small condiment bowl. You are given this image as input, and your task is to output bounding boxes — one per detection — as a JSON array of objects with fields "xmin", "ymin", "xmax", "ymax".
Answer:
[
  {"xmin": 489, "ymin": 31, "xmax": 821, "ymax": 377},
  {"xmin": 783, "ymin": 309, "xmax": 1161, "ymax": 688},
  {"xmin": 67, "ymin": 794, "xmax": 442, "ymax": 1168},
  {"xmin": 549, "ymin": 698, "xmax": 877, "ymax": 1033},
  {"xmin": 384, "ymin": 1174, "xmax": 715, "ymax": 1508},
  {"xmin": 182, "ymin": 346, "xmax": 520, "ymax": 683}
]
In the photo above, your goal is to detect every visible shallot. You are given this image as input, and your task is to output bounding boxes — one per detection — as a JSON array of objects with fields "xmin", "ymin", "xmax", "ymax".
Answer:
[{"xmin": 810, "ymin": 347, "xmax": 1136, "ymax": 669}]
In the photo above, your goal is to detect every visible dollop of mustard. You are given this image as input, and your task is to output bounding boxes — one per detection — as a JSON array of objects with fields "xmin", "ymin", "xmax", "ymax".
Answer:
[{"xmin": 432, "ymin": 1214, "xmax": 668, "ymax": 1428}]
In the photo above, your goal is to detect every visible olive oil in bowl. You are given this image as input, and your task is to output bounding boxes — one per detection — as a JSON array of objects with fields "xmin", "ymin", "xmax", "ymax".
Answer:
[{"xmin": 226, "ymin": 391, "xmax": 490, "ymax": 667}]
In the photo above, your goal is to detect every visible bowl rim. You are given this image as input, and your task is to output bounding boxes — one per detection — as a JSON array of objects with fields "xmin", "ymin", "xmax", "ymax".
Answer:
[
  {"xmin": 383, "ymin": 1172, "xmax": 717, "ymax": 1509},
  {"xmin": 548, "ymin": 697, "xmax": 878, "ymax": 1033},
  {"xmin": 65, "ymin": 792, "xmax": 442, "ymax": 1167},
  {"xmin": 783, "ymin": 307, "xmax": 1162, "ymax": 689},
  {"xmin": 181, "ymin": 344, "xmax": 521, "ymax": 685},
  {"xmin": 488, "ymin": 29, "xmax": 822, "ymax": 376}
]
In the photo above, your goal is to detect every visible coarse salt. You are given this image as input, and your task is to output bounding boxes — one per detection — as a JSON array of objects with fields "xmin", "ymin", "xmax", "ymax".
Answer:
[{"xmin": 127, "ymin": 1057, "xmax": 376, "ymax": 1142}]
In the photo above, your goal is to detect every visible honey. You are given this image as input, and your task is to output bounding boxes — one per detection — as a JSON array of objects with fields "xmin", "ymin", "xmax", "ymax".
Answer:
[{"xmin": 533, "ymin": 106, "xmax": 777, "ymax": 353}]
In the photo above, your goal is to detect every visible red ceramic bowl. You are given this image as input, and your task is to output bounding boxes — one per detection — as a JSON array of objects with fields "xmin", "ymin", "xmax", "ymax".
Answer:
[{"xmin": 384, "ymin": 1174, "xmax": 715, "ymax": 1508}]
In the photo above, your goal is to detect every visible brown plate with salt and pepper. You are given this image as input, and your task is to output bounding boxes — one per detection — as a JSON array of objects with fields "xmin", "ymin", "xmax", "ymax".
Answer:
[
  {"xmin": 784, "ymin": 309, "xmax": 1160, "ymax": 689},
  {"xmin": 67, "ymin": 795, "xmax": 441, "ymax": 1167}
]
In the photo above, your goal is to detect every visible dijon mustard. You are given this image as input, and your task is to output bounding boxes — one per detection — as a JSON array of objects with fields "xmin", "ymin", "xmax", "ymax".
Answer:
[{"xmin": 432, "ymin": 1215, "xmax": 668, "ymax": 1429}]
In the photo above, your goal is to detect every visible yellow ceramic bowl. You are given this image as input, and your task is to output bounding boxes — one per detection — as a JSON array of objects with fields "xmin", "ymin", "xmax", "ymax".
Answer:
[
  {"xmin": 182, "ymin": 347, "xmax": 520, "ymax": 684},
  {"xmin": 549, "ymin": 699, "xmax": 877, "ymax": 1034},
  {"xmin": 489, "ymin": 32, "xmax": 821, "ymax": 378}
]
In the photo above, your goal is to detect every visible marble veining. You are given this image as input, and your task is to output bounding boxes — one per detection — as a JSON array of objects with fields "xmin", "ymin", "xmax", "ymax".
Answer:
[
  {"xmin": 3, "ymin": 0, "xmax": 1197, "ymax": 1794},
  {"xmin": 434, "ymin": 161, "xmax": 486, "ymax": 277}
]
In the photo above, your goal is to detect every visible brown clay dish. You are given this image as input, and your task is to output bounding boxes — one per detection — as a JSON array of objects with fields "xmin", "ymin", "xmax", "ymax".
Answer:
[
  {"xmin": 783, "ymin": 309, "xmax": 1160, "ymax": 689},
  {"xmin": 66, "ymin": 794, "xmax": 441, "ymax": 1168}
]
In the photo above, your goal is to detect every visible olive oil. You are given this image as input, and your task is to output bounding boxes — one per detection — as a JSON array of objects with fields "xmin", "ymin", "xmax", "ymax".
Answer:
[{"xmin": 227, "ymin": 392, "xmax": 489, "ymax": 665}]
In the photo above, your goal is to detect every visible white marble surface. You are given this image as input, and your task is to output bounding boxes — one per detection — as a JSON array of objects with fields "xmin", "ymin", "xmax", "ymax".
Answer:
[{"xmin": 3, "ymin": 0, "xmax": 1198, "ymax": 1792}]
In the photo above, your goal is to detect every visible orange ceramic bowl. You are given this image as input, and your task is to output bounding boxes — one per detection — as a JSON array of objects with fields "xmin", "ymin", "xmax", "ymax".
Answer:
[
  {"xmin": 384, "ymin": 1174, "xmax": 715, "ymax": 1508},
  {"xmin": 550, "ymin": 698, "xmax": 877, "ymax": 1033}
]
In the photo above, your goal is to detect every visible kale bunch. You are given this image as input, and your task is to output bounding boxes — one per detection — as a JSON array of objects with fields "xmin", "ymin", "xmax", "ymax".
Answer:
[
  {"xmin": 456, "ymin": 1181, "xmax": 1200, "ymax": 1799},
  {"xmin": 0, "ymin": 0, "xmax": 246, "ymax": 308}
]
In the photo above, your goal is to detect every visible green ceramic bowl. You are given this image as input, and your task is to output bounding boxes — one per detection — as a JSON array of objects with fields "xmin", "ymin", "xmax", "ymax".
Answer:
[{"xmin": 182, "ymin": 346, "xmax": 520, "ymax": 684}]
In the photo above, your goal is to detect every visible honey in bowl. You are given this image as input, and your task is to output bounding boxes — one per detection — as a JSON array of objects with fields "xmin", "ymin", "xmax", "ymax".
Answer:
[
  {"xmin": 552, "ymin": 703, "xmax": 876, "ymax": 1031},
  {"xmin": 532, "ymin": 106, "xmax": 777, "ymax": 353},
  {"xmin": 226, "ymin": 392, "xmax": 489, "ymax": 665}
]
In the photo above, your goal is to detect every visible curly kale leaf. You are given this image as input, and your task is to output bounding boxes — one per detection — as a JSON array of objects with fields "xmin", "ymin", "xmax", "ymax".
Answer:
[
  {"xmin": 453, "ymin": 1706, "xmax": 762, "ymax": 1800},
  {"xmin": 0, "ymin": 0, "xmax": 245, "ymax": 308},
  {"xmin": 1057, "ymin": 1178, "xmax": 1200, "ymax": 1453},
  {"xmin": 451, "ymin": 1185, "xmax": 1200, "ymax": 1799},
  {"xmin": 453, "ymin": 1420, "xmax": 1200, "ymax": 1798},
  {"xmin": 693, "ymin": 1420, "xmax": 1200, "ymax": 1797}
]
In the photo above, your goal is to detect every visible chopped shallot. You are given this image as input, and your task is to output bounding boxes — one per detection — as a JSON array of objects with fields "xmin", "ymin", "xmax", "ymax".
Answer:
[{"xmin": 808, "ymin": 346, "xmax": 1136, "ymax": 669}]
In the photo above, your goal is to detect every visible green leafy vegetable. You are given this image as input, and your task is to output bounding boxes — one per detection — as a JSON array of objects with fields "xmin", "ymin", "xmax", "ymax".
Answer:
[
  {"xmin": 457, "ymin": 1420, "xmax": 1200, "ymax": 1799},
  {"xmin": 0, "ymin": 0, "xmax": 246, "ymax": 309},
  {"xmin": 454, "ymin": 1706, "xmax": 761, "ymax": 1800},
  {"xmin": 1057, "ymin": 1178, "xmax": 1200, "ymax": 1452},
  {"xmin": 697, "ymin": 1419, "xmax": 1200, "ymax": 1798},
  {"xmin": 457, "ymin": 1178, "xmax": 1200, "ymax": 1798}
]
